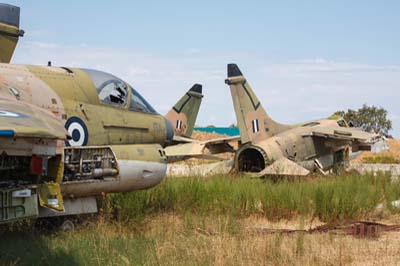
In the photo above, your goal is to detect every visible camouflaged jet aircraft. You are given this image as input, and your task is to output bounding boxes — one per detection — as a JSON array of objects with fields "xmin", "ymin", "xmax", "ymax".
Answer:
[
  {"xmin": 164, "ymin": 86, "xmax": 237, "ymax": 161},
  {"xmin": 0, "ymin": 4, "xmax": 204, "ymax": 225},
  {"xmin": 225, "ymin": 64, "xmax": 384, "ymax": 176}
]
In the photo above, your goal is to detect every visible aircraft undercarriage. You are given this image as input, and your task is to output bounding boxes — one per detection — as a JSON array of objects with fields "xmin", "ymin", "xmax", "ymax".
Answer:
[{"xmin": 0, "ymin": 138, "xmax": 167, "ymax": 224}]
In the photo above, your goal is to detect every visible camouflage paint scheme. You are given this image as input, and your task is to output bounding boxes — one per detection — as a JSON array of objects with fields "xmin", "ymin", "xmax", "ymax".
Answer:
[
  {"xmin": 0, "ymin": 64, "xmax": 170, "ymax": 146},
  {"xmin": 165, "ymin": 84, "xmax": 203, "ymax": 138},
  {"xmin": 225, "ymin": 64, "xmax": 383, "ymax": 176},
  {"xmin": 164, "ymin": 83, "xmax": 239, "ymax": 161},
  {"xmin": 0, "ymin": 4, "xmax": 205, "ymax": 223}
]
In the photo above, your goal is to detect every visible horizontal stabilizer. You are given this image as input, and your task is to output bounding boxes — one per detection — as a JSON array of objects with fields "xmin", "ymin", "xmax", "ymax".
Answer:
[
  {"xmin": 164, "ymin": 142, "xmax": 206, "ymax": 158},
  {"xmin": 165, "ymin": 135, "xmax": 239, "ymax": 162}
]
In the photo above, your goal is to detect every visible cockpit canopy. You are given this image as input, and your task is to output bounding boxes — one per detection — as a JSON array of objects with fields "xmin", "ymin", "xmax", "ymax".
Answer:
[
  {"xmin": 81, "ymin": 68, "xmax": 157, "ymax": 114},
  {"xmin": 337, "ymin": 118, "xmax": 349, "ymax": 128}
]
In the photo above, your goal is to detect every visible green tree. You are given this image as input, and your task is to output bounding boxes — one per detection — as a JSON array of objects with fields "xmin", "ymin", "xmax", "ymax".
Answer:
[{"xmin": 334, "ymin": 104, "xmax": 392, "ymax": 136}]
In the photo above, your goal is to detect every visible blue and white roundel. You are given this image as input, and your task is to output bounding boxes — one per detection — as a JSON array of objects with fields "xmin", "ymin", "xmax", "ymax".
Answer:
[{"xmin": 65, "ymin": 117, "xmax": 89, "ymax": 146}]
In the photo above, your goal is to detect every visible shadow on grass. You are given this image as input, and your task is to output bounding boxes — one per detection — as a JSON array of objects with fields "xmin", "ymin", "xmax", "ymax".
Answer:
[{"xmin": 0, "ymin": 231, "xmax": 78, "ymax": 266}]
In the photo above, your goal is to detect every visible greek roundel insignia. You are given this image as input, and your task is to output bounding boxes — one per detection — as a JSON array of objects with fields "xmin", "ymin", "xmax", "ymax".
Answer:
[
  {"xmin": 176, "ymin": 119, "xmax": 183, "ymax": 130},
  {"xmin": 252, "ymin": 119, "xmax": 259, "ymax": 133},
  {"xmin": 65, "ymin": 117, "xmax": 89, "ymax": 146}
]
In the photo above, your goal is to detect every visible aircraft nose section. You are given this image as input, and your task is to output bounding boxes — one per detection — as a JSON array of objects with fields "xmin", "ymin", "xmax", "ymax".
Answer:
[{"xmin": 163, "ymin": 116, "xmax": 174, "ymax": 144}]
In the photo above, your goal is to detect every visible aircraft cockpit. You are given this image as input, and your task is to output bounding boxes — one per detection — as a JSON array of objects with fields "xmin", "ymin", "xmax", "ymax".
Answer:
[
  {"xmin": 82, "ymin": 68, "xmax": 157, "ymax": 114},
  {"xmin": 337, "ymin": 118, "xmax": 349, "ymax": 128},
  {"xmin": 98, "ymin": 79, "xmax": 127, "ymax": 106}
]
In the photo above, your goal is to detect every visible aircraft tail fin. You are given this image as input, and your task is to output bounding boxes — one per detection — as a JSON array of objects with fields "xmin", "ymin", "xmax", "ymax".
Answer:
[
  {"xmin": 165, "ymin": 84, "xmax": 203, "ymax": 138},
  {"xmin": 225, "ymin": 63, "xmax": 290, "ymax": 144},
  {"xmin": 0, "ymin": 4, "xmax": 24, "ymax": 63}
]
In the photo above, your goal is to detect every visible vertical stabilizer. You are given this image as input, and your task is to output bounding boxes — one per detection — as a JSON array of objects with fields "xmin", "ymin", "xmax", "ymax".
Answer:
[
  {"xmin": 165, "ymin": 84, "xmax": 203, "ymax": 138},
  {"xmin": 225, "ymin": 64, "xmax": 290, "ymax": 144},
  {"xmin": 0, "ymin": 4, "xmax": 24, "ymax": 63}
]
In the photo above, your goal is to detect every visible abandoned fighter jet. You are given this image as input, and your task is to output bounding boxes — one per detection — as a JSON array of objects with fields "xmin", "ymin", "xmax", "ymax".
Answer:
[
  {"xmin": 0, "ymin": 4, "xmax": 203, "ymax": 224},
  {"xmin": 225, "ymin": 64, "xmax": 383, "ymax": 176},
  {"xmin": 164, "ymin": 85, "xmax": 237, "ymax": 161}
]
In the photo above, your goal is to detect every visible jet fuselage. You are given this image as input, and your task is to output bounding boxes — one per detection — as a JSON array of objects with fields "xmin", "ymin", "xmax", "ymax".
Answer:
[
  {"xmin": 0, "ymin": 63, "xmax": 173, "ymax": 147},
  {"xmin": 235, "ymin": 118, "xmax": 350, "ymax": 173}
]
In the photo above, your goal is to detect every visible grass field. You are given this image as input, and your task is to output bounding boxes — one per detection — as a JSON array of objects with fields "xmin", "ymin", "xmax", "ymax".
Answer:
[
  {"xmin": 110, "ymin": 172, "xmax": 400, "ymax": 223},
  {"xmin": 1, "ymin": 172, "xmax": 400, "ymax": 266}
]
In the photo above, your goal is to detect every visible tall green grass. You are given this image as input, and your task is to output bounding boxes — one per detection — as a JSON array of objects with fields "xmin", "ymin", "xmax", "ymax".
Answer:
[
  {"xmin": 110, "ymin": 172, "xmax": 400, "ymax": 223},
  {"xmin": 2, "ymin": 173, "xmax": 400, "ymax": 266}
]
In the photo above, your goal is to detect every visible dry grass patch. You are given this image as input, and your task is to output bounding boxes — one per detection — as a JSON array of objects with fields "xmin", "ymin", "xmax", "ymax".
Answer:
[
  {"xmin": 2, "ymin": 172, "xmax": 400, "ymax": 265},
  {"xmin": 1, "ymin": 213, "xmax": 400, "ymax": 265},
  {"xmin": 354, "ymin": 139, "xmax": 400, "ymax": 164}
]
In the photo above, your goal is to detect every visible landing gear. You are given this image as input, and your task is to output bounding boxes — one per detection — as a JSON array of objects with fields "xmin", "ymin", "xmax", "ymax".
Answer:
[
  {"xmin": 59, "ymin": 219, "xmax": 75, "ymax": 232},
  {"xmin": 34, "ymin": 216, "xmax": 77, "ymax": 232},
  {"xmin": 333, "ymin": 148, "xmax": 349, "ymax": 174}
]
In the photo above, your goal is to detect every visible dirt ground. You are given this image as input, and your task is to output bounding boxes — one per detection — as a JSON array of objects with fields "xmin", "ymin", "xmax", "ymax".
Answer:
[{"xmin": 137, "ymin": 213, "xmax": 400, "ymax": 266}]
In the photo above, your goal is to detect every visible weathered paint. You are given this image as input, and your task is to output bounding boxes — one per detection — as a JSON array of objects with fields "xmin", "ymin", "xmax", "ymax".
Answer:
[
  {"xmin": 226, "ymin": 64, "xmax": 383, "ymax": 175},
  {"xmin": 0, "ymin": 64, "xmax": 169, "ymax": 146},
  {"xmin": 165, "ymin": 84, "xmax": 203, "ymax": 138}
]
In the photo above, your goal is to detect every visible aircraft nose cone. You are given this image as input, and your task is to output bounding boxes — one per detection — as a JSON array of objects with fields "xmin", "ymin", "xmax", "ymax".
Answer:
[{"xmin": 163, "ymin": 116, "xmax": 174, "ymax": 143}]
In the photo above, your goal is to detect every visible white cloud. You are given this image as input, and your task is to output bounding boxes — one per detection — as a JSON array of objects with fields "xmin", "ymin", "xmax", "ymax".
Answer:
[{"xmin": 11, "ymin": 42, "xmax": 400, "ymax": 137}]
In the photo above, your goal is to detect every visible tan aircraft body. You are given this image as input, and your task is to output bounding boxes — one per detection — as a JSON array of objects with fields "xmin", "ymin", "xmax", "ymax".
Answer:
[
  {"xmin": 0, "ymin": 4, "xmax": 204, "ymax": 224},
  {"xmin": 225, "ymin": 64, "xmax": 384, "ymax": 176}
]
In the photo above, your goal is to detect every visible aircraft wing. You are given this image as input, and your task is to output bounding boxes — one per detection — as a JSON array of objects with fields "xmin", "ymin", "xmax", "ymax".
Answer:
[
  {"xmin": 306, "ymin": 125, "xmax": 382, "ymax": 152},
  {"xmin": 173, "ymin": 134, "xmax": 239, "ymax": 143},
  {"xmin": 0, "ymin": 99, "xmax": 67, "ymax": 139},
  {"xmin": 202, "ymin": 135, "xmax": 239, "ymax": 154},
  {"xmin": 165, "ymin": 141, "xmax": 207, "ymax": 158},
  {"xmin": 171, "ymin": 135, "xmax": 196, "ymax": 144},
  {"xmin": 165, "ymin": 135, "xmax": 240, "ymax": 161},
  {"xmin": 307, "ymin": 126, "xmax": 379, "ymax": 142}
]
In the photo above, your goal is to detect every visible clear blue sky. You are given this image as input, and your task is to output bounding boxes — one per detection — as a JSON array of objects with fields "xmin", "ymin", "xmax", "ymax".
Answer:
[{"xmin": 8, "ymin": 0, "xmax": 400, "ymax": 137}]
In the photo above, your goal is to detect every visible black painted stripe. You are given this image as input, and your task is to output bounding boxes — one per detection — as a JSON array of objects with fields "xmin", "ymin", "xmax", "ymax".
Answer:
[
  {"xmin": 173, "ymin": 93, "xmax": 192, "ymax": 114},
  {"xmin": 241, "ymin": 81, "xmax": 260, "ymax": 110}
]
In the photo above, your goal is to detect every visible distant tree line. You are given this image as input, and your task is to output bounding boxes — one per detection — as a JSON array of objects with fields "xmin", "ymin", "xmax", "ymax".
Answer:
[
  {"xmin": 200, "ymin": 105, "xmax": 392, "ymax": 137},
  {"xmin": 334, "ymin": 104, "xmax": 392, "ymax": 137}
]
